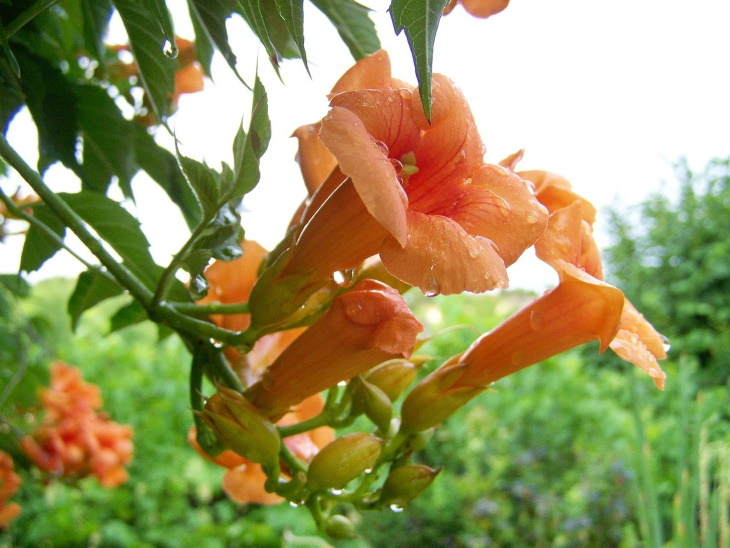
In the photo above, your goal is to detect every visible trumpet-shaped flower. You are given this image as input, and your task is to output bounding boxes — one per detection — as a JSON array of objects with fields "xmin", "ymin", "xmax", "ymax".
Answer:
[
  {"xmin": 0, "ymin": 451, "xmax": 21, "ymax": 528},
  {"xmin": 249, "ymin": 279, "xmax": 423, "ymax": 419},
  {"xmin": 282, "ymin": 51, "xmax": 547, "ymax": 297}
]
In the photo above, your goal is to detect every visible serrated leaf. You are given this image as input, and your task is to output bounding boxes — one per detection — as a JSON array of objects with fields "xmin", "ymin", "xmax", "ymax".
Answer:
[
  {"xmin": 259, "ymin": 1, "xmax": 300, "ymax": 61},
  {"xmin": 177, "ymin": 153, "xmax": 222, "ymax": 217},
  {"xmin": 109, "ymin": 299, "xmax": 147, "ymax": 333},
  {"xmin": 19, "ymin": 203, "xmax": 66, "ymax": 273},
  {"xmin": 112, "ymin": 0, "xmax": 178, "ymax": 122},
  {"xmin": 229, "ymin": 74, "xmax": 270, "ymax": 197},
  {"xmin": 310, "ymin": 0, "xmax": 380, "ymax": 60},
  {"xmin": 67, "ymin": 268, "xmax": 124, "ymax": 330},
  {"xmin": 188, "ymin": 0, "xmax": 247, "ymax": 84},
  {"xmin": 60, "ymin": 191, "xmax": 158, "ymax": 287},
  {"xmin": 274, "ymin": 0, "xmax": 306, "ymax": 65},
  {"xmin": 186, "ymin": 0, "xmax": 215, "ymax": 77},
  {"xmin": 133, "ymin": 124, "xmax": 201, "ymax": 228},
  {"xmin": 76, "ymin": 83, "xmax": 136, "ymax": 195},
  {"xmin": 390, "ymin": 0, "xmax": 449, "ymax": 120},
  {"xmin": 237, "ymin": 0, "xmax": 281, "ymax": 73}
]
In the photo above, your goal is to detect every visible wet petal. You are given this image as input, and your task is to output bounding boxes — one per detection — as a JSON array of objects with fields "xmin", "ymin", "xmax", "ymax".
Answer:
[
  {"xmin": 520, "ymin": 169, "xmax": 597, "ymax": 224},
  {"xmin": 292, "ymin": 123, "xmax": 336, "ymax": 194},
  {"xmin": 319, "ymin": 106, "xmax": 408, "ymax": 245},
  {"xmin": 330, "ymin": 50, "xmax": 394, "ymax": 95},
  {"xmin": 609, "ymin": 300, "xmax": 667, "ymax": 389},
  {"xmin": 380, "ymin": 211, "xmax": 508, "ymax": 295},
  {"xmin": 447, "ymin": 164, "xmax": 548, "ymax": 266}
]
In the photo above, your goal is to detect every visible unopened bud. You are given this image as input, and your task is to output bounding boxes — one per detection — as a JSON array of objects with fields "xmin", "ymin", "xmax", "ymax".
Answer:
[
  {"xmin": 307, "ymin": 433, "xmax": 382, "ymax": 490},
  {"xmin": 351, "ymin": 377, "xmax": 393, "ymax": 432},
  {"xmin": 323, "ymin": 514, "xmax": 357, "ymax": 539},
  {"xmin": 202, "ymin": 387, "xmax": 281, "ymax": 465},
  {"xmin": 380, "ymin": 464, "xmax": 441, "ymax": 507},
  {"xmin": 364, "ymin": 359, "xmax": 419, "ymax": 401},
  {"xmin": 400, "ymin": 363, "xmax": 483, "ymax": 432}
]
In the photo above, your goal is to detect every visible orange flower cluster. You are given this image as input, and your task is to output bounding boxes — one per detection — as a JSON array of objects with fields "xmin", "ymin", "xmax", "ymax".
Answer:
[
  {"xmin": 20, "ymin": 362, "xmax": 133, "ymax": 488},
  {"xmin": 0, "ymin": 451, "xmax": 21, "ymax": 528}
]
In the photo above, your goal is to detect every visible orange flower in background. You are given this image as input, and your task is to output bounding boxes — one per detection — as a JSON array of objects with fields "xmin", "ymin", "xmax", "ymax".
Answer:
[
  {"xmin": 20, "ymin": 362, "xmax": 133, "ymax": 487},
  {"xmin": 189, "ymin": 393, "xmax": 334, "ymax": 505},
  {"xmin": 0, "ymin": 451, "xmax": 21, "ymax": 528},
  {"xmin": 285, "ymin": 50, "xmax": 547, "ymax": 296},
  {"xmin": 444, "ymin": 0, "xmax": 510, "ymax": 19}
]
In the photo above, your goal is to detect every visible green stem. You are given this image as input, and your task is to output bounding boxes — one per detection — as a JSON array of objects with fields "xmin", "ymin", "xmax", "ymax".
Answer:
[
  {"xmin": 5, "ymin": 0, "xmax": 60, "ymax": 37},
  {"xmin": 278, "ymin": 410, "xmax": 336, "ymax": 439},
  {"xmin": 0, "ymin": 187, "xmax": 95, "ymax": 269},
  {"xmin": 170, "ymin": 301, "xmax": 250, "ymax": 317}
]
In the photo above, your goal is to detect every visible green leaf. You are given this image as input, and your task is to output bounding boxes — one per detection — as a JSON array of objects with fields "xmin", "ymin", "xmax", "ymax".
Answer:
[
  {"xmin": 80, "ymin": 0, "xmax": 114, "ymax": 75},
  {"xmin": 188, "ymin": 0, "xmax": 247, "ymax": 84},
  {"xmin": 133, "ymin": 124, "xmax": 201, "ymax": 228},
  {"xmin": 186, "ymin": 0, "xmax": 215, "ymax": 77},
  {"xmin": 13, "ymin": 46, "xmax": 81, "ymax": 175},
  {"xmin": 259, "ymin": 1, "xmax": 300, "ymax": 61},
  {"xmin": 177, "ymin": 153, "xmax": 222, "ymax": 218},
  {"xmin": 310, "ymin": 0, "xmax": 380, "ymax": 60},
  {"xmin": 67, "ymin": 268, "xmax": 124, "ymax": 330},
  {"xmin": 0, "ymin": 13, "xmax": 19, "ymax": 77},
  {"xmin": 229, "ymin": 74, "xmax": 270, "ymax": 197},
  {"xmin": 19, "ymin": 203, "xmax": 66, "ymax": 273},
  {"xmin": 0, "ymin": 273, "xmax": 30, "ymax": 298},
  {"xmin": 149, "ymin": 0, "xmax": 176, "ymax": 53},
  {"xmin": 237, "ymin": 0, "xmax": 281, "ymax": 73},
  {"xmin": 112, "ymin": 0, "xmax": 178, "ymax": 122},
  {"xmin": 109, "ymin": 299, "xmax": 148, "ymax": 332},
  {"xmin": 390, "ymin": 0, "xmax": 449, "ymax": 120},
  {"xmin": 75, "ymin": 83, "xmax": 136, "ymax": 195},
  {"xmin": 60, "ymin": 191, "xmax": 158, "ymax": 287}
]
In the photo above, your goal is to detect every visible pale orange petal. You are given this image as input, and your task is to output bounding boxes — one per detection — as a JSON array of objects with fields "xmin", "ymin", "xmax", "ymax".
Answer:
[
  {"xmin": 460, "ymin": 0, "xmax": 510, "ymax": 18},
  {"xmin": 330, "ymin": 49, "xmax": 394, "ymax": 95},
  {"xmin": 520, "ymin": 170, "xmax": 597, "ymax": 224},
  {"xmin": 319, "ymin": 106, "xmax": 408, "ymax": 245},
  {"xmin": 380, "ymin": 211, "xmax": 508, "ymax": 296},
  {"xmin": 292, "ymin": 123, "xmax": 336, "ymax": 194},
  {"xmin": 447, "ymin": 164, "xmax": 548, "ymax": 266}
]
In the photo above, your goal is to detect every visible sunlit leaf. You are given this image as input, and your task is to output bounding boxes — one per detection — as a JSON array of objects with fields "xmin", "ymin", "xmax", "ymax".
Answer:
[
  {"xmin": 112, "ymin": 0, "xmax": 177, "ymax": 122},
  {"xmin": 68, "ymin": 268, "xmax": 124, "ymax": 331},
  {"xmin": 390, "ymin": 0, "xmax": 449, "ymax": 120},
  {"xmin": 238, "ymin": 0, "xmax": 280, "ymax": 73},
  {"xmin": 80, "ymin": 0, "xmax": 113, "ymax": 75},
  {"xmin": 177, "ymin": 154, "xmax": 222, "ymax": 218},
  {"xmin": 149, "ymin": 0, "xmax": 176, "ymax": 54},
  {"xmin": 310, "ymin": 0, "xmax": 379, "ymax": 60}
]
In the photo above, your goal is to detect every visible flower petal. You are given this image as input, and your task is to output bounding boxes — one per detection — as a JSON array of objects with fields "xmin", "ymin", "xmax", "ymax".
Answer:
[
  {"xmin": 380, "ymin": 211, "xmax": 508, "ymax": 295},
  {"xmin": 330, "ymin": 50, "xmax": 394, "ymax": 95},
  {"xmin": 292, "ymin": 123, "xmax": 336, "ymax": 194},
  {"xmin": 520, "ymin": 169, "xmax": 597, "ymax": 223},
  {"xmin": 319, "ymin": 106, "xmax": 408, "ymax": 245}
]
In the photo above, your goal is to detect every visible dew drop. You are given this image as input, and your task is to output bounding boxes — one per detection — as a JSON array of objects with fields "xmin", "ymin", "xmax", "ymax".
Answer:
[
  {"xmin": 528, "ymin": 309, "xmax": 544, "ymax": 330},
  {"xmin": 289, "ymin": 501, "xmax": 301, "ymax": 508},
  {"xmin": 467, "ymin": 245, "xmax": 480, "ymax": 259},
  {"xmin": 337, "ymin": 380, "xmax": 348, "ymax": 387},
  {"xmin": 490, "ymin": 192, "xmax": 512, "ymax": 218},
  {"xmin": 373, "ymin": 140, "xmax": 389, "ymax": 155},
  {"xmin": 389, "ymin": 504, "xmax": 404, "ymax": 513},
  {"xmin": 330, "ymin": 488, "xmax": 345, "ymax": 495},
  {"xmin": 162, "ymin": 40, "xmax": 178, "ymax": 58},
  {"xmin": 526, "ymin": 210, "xmax": 539, "ymax": 224}
]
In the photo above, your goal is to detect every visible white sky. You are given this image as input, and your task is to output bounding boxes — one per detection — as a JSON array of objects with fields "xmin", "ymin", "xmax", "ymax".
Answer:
[{"xmin": 2, "ymin": 0, "xmax": 729, "ymax": 291}]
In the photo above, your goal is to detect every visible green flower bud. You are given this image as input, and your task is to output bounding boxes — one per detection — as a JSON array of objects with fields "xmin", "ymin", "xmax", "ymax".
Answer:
[
  {"xmin": 380, "ymin": 464, "xmax": 441, "ymax": 507},
  {"xmin": 202, "ymin": 387, "xmax": 281, "ymax": 465},
  {"xmin": 363, "ymin": 359, "xmax": 419, "ymax": 401},
  {"xmin": 307, "ymin": 433, "xmax": 382, "ymax": 490},
  {"xmin": 400, "ymin": 363, "xmax": 484, "ymax": 432},
  {"xmin": 323, "ymin": 514, "xmax": 357, "ymax": 539},
  {"xmin": 352, "ymin": 377, "xmax": 393, "ymax": 432}
]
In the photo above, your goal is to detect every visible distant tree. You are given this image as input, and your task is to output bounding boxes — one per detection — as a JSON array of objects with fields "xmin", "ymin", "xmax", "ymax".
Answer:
[{"xmin": 604, "ymin": 157, "xmax": 730, "ymax": 385}]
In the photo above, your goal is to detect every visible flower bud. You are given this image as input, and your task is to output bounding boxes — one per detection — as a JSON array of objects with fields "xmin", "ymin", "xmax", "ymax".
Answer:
[
  {"xmin": 323, "ymin": 514, "xmax": 357, "ymax": 539},
  {"xmin": 363, "ymin": 359, "xmax": 419, "ymax": 401},
  {"xmin": 202, "ymin": 387, "xmax": 281, "ymax": 465},
  {"xmin": 380, "ymin": 464, "xmax": 440, "ymax": 507},
  {"xmin": 351, "ymin": 377, "xmax": 393, "ymax": 432},
  {"xmin": 400, "ymin": 363, "xmax": 483, "ymax": 432},
  {"xmin": 307, "ymin": 433, "xmax": 382, "ymax": 490}
]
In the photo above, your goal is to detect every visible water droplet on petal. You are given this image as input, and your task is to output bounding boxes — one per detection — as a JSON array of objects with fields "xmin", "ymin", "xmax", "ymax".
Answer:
[
  {"xmin": 424, "ymin": 268, "xmax": 441, "ymax": 298},
  {"xmin": 373, "ymin": 140, "xmax": 389, "ymax": 156},
  {"xmin": 526, "ymin": 211, "xmax": 539, "ymax": 224},
  {"xmin": 529, "ymin": 309, "xmax": 544, "ymax": 330}
]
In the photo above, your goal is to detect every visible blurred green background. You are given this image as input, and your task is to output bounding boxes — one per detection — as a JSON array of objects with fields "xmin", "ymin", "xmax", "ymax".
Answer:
[{"xmin": 1, "ymin": 159, "xmax": 729, "ymax": 547}]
